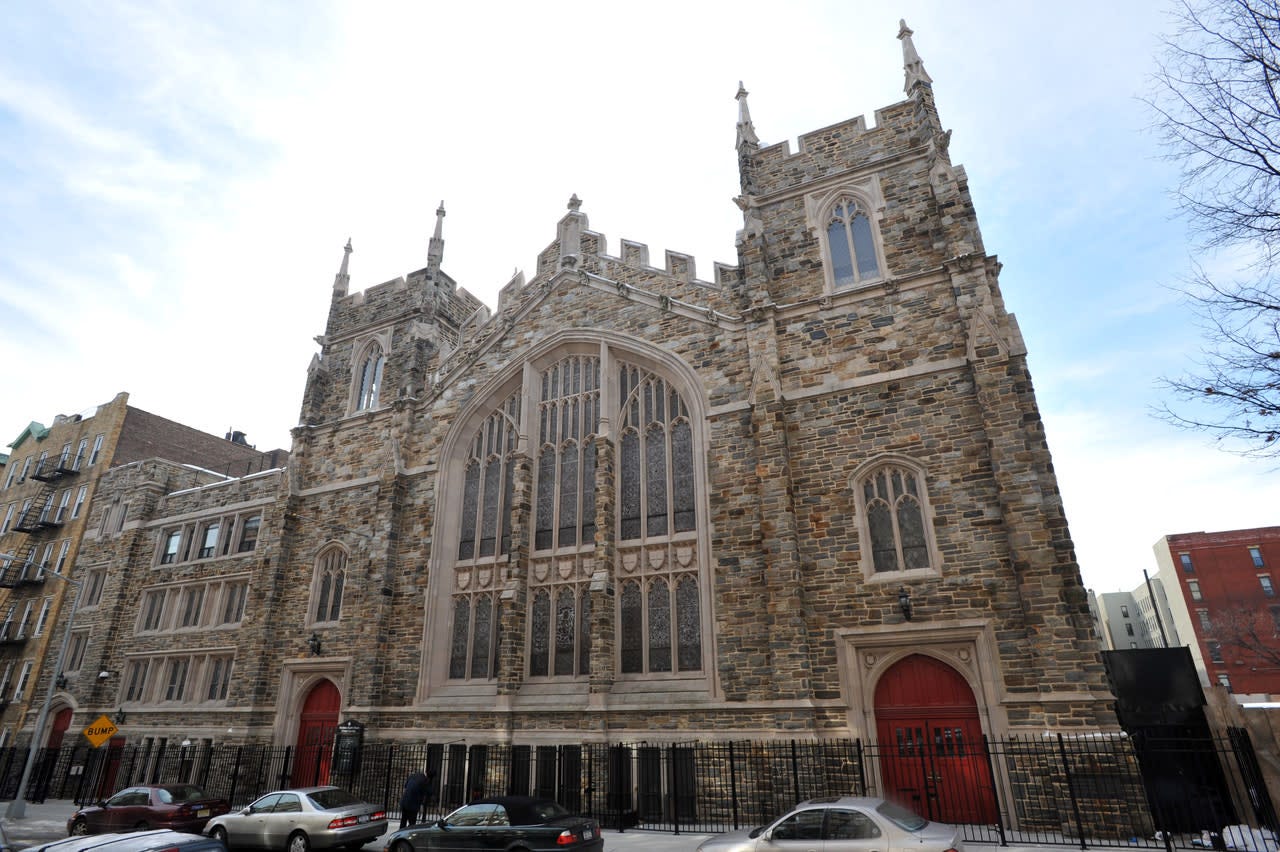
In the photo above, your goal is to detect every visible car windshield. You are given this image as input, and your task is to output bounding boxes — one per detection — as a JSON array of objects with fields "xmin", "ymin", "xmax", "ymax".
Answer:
[
  {"xmin": 307, "ymin": 788, "xmax": 362, "ymax": 810},
  {"xmin": 159, "ymin": 785, "xmax": 209, "ymax": 804},
  {"xmin": 875, "ymin": 800, "xmax": 928, "ymax": 831}
]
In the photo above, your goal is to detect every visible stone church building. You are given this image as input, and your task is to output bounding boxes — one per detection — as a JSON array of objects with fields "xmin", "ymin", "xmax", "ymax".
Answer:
[{"xmin": 30, "ymin": 21, "xmax": 1116, "ymax": 783}]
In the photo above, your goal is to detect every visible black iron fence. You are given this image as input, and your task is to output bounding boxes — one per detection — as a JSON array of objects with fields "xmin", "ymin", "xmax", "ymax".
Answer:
[{"xmin": 0, "ymin": 730, "xmax": 1273, "ymax": 847}]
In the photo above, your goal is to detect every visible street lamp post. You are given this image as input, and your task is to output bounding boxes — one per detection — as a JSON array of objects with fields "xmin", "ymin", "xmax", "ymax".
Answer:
[{"xmin": 3, "ymin": 556, "xmax": 82, "ymax": 819}]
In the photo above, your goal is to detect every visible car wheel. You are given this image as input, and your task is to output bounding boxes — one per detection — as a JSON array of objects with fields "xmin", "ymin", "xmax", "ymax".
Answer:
[
  {"xmin": 211, "ymin": 826, "xmax": 229, "ymax": 848},
  {"xmin": 287, "ymin": 831, "xmax": 310, "ymax": 852},
  {"xmin": 134, "ymin": 821, "xmax": 151, "ymax": 831},
  {"xmin": 392, "ymin": 841, "xmax": 413, "ymax": 852},
  {"xmin": 69, "ymin": 819, "xmax": 90, "ymax": 836}
]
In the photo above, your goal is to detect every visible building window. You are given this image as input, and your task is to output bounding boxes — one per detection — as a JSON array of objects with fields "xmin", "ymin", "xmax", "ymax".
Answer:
[
  {"xmin": 160, "ymin": 530, "xmax": 182, "ymax": 564},
  {"xmin": 238, "ymin": 515, "xmax": 261, "ymax": 552},
  {"xmin": 1250, "ymin": 546, "xmax": 1265, "ymax": 568},
  {"xmin": 1120, "ymin": 605, "xmax": 1129, "ymax": 617},
  {"xmin": 54, "ymin": 490, "xmax": 71, "ymax": 523},
  {"xmin": 2, "ymin": 465, "xmax": 14, "ymax": 490},
  {"xmin": 825, "ymin": 196, "xmax": 882, "ymax": 287},
  {"xmin": 73, "ymin": 438, "xmax": 88, "ymax": 470},
  {"xmin": 57, "ymin": 442, "xmax": 71, "ymax": 469},
  {"xmin": 354, "ymin": 343, "xmax": 385, "ymax": 412},
  {"xmin": 206, "ymin": 656, "xmax": 233, "ymax": 701},
  {"xmin": 0, "ymin": 503, "xmax": 13, "ymax": 534},
  {"xmin": 179, "ymin": 587, "xmax": 204, "ymax": 628},
  {"xmin": 197, "ymin": 523, "xmax": 219, "ymax": 559},
  {"xmin": 15, "ymin": 602, "xmax": 32, "ymax": 638},
  {"xmin": 311, "ymin": 546, "xmax": 345, "ymax": 625},
  {"xmin": 66, "ymin": 631, "xmax": 89, "ymax": 673},
  {"xmin": 1261, "ymin": 574, "xmax": 1275, "ymax": 597},
  {"xmin": 1125, "ymin": 623, "xmax": 1135, "ymax": 636},
  {"xmin": 55, "ymin": 540, "xmax": 70, "ymax": 572},
  {"xmin": 1198, "ymin": 609, "xmax": 1212, "ymax": 631},
  {"xmin": 854, "ymin": 458, "xmax": 937, "ymax": 576},
  {"xmin": 13, "ymin": 662, "xmax": 32, "ymax": 700},
  {"xmin": 162, "ymin": 658, "xmax": 189, "ymax": 702},
  {"xmin": 1180, "ymin": 553, "xmax": 1194, "ymax": 573},
  {"xmin": 220, "ymin": 581, "xmax": 249, "ymax": 625},
  {"xmin": 34, "ymin": 599, "xmax": 50, "ymax": 636},
  {"xmin": 139, "ymin": 590, "xmax": 167, "ymax": 633},
  {"xmin": 1188, "ymin": 579, "xmax": 1202, "ymax": 601},
  {"xmin": 124, "ymin": 660, "xmax": 150, "ymax": 702},
  {"xmin": 71, "ymin": 486, "xmax": 87, "ymax": 519},
  {"xmin": 1218, "ymin": 673, "xmax": 1233, "ymax": 691},
  {"xmin": 1207, "ymin": 640, "xmax": 1225, "ymax": 665},
  {"xmin": 18, "ymin": 457, "xmax": 31, "ymax": 483},
  {"xmin": 88, "ymin": 434, "xmax": 104, "ymax": 466}
]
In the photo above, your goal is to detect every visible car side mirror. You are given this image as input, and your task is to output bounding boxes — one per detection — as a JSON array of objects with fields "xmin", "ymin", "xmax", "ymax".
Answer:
[
  {"xmin": 436, "ymin": 819, "xmax": 448, "ymax": 829},
  {"xmin": 242, "ymin": 807, "xmax": 253, "ymax": 815}
]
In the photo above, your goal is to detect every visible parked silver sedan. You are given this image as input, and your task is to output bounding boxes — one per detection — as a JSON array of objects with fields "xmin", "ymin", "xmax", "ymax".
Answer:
[
  {"xmin": 203, "ymin": 787, "xmax": 386, "ymax": 852},
  {"xmin": 695, "ymin": 796, "xmax": 964, "ymax": 852}
]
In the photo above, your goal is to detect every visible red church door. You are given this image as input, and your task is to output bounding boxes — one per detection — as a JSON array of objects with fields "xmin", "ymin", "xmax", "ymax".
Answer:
[
  {"xmin": 875, "ymin": 654, "xmax": 997, "ymax": 825},
  {"xmin": 292, "ymin": 680, "xmax": 340, "ymax": 787}
]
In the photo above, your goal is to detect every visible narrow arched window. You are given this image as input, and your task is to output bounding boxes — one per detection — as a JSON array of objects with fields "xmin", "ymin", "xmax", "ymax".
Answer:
[
  {"xmin": 311, "ymin": 546, "xmax": 346, "ymax": 624},
  {"xmin": 827, "ymin": 197, "xmax": 881, "ymax": 288},
  {"xmin": 355, "ymin": 345, "xmax": 385, "ymax": 411},
  {"xmin": 856, "ymin": 461, "xmax": 936, "ymax": 575}
]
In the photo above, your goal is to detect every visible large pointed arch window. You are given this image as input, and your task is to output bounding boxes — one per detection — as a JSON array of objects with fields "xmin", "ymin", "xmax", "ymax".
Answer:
[
  {"xmin": 354, "ymin": 344, "xmax": 385, "ymax": 411},
  {"xmin": 310, "ymin": 545, "xmax": 346, "ymax": 625},
  {"xmin": 449, "ymin": 391, "xmax": 520, "ymax": 681},
  {"xmin": 827, "ymin": 196, "xmax": 881, "ymax": 288},
  {"xmin": 853, "ymin": 459, "xmax": 938, "ymax": 578}
]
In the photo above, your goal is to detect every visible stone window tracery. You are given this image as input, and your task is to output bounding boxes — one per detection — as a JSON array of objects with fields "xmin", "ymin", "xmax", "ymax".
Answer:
[
  {"xmin": 827, "ymin": 196, "xmax": 881, "ymax": 287},
  {"xmin": 439, "ymin": 340, "xmax": 709, "ymax": 689},
  {"xmin": 353, "ymin": 342, "xmax": 385, "ymax": 412},
  {"xmin": 311, "ymin": 545, "xmax": 346, "ymax": 625},
  {"xmin": 853, "ymin": 457, "xmax": 938, "ymax": 579}
]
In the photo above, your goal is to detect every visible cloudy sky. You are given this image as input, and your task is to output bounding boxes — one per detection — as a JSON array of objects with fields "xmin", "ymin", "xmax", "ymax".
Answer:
[{"xmin": 2, "ymin": 1, "xmax": 1276, "ymax": 593}]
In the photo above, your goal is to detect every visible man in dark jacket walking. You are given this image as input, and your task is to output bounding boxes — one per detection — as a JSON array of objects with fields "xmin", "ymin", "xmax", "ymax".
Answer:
[{"xmin": 399, "ymin": 768, "xmax": 437, "ymax": 829}]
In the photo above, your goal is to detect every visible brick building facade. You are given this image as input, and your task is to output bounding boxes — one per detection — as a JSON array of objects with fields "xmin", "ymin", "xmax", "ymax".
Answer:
[
  {"xmin": 0, "ymin": 392, "xmax": 282, "ymax": 747},
  {"xmin": 27, "ymin": 23, "xmax": 1116, "ymax": 772},
  {"xmin": 1154, "ymin": 526, "xmax": 1280, "ymax": 698}
]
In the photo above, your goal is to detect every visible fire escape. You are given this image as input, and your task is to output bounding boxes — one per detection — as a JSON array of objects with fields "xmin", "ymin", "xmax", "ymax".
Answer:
[{"xmin": 0, "ymin": 453, "xmax": 78, "ymax": 704}]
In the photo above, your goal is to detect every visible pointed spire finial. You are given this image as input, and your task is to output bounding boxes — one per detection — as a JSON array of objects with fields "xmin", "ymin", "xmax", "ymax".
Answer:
[
  {"xmin": 898, "ymin": 19, "xmax": 933, "ymax": 95},
  {"xmin": 735, "ymin": 80, "xmax": 759, "ymax": 149},
  {"xmin": 568, "ymin": 193, "xmax": 582, "ymax": 212},
  {"xmin": 334, "ymin": 238, "xmax": 352, "ymax": 296},
  {"xmin": 427, "ymin": 202, "xmax": 446, "ymax": 279}
]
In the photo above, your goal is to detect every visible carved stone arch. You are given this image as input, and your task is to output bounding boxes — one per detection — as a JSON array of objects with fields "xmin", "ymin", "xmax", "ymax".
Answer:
[
  {"xmin": 804, "ymin": 177, "xmax": 890, "ymax": 293},
  {"xmin": 849, "ymin": 452, "xmax": 940, "ymax": 583}
]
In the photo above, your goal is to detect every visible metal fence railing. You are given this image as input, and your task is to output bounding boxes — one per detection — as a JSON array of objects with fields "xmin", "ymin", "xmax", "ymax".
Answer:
[{"xmin": 0, "ymin": 729, "xmax": 1272, "ymax": 847}]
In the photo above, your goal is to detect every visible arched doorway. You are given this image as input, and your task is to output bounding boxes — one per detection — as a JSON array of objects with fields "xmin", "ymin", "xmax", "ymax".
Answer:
[
  {"xmin": 33, "ymin": 707, "xmax": 74, "ymax": 801},
  {"xmin": 875, "ymin": 654, "xmax": 997, "ymax": 824},
  {"xmin": 293, "ymin": 679, "xmax": 340, "ymax": 787}
]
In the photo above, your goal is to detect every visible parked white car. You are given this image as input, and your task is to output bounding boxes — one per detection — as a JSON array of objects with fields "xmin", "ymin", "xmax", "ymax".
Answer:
[{"xmin": 696, "ymin": 797, "xmax": 964, "ymax": 852}]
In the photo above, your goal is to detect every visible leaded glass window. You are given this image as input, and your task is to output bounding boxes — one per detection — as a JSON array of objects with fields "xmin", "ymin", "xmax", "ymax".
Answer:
[
  {"xmin": 859, "ymin": 462, "xmax": 933, "ymax": 574},
  {"xmin": 827, "ymin": 196, "xmax": 880, "ymax": 288},
  {"xmin": 528, "ymin": 356, "xmax": 599, "ymax": 678},
  {"xmin": 355, "ymin": 344, "xmax": 385, "ymax": 411},
  {"xmin": 312, "ymin": 546, "xmax": 346, "ymax": 624}
]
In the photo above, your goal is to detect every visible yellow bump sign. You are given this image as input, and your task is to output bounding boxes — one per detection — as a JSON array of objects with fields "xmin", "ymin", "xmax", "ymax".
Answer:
[{"xmin": 83, "ymin": 715, "xmax": 118, "ymax": 748}]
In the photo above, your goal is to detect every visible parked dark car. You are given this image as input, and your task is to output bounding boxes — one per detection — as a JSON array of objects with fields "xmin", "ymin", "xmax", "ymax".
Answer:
[
  {"xmin": 381, "ymin": 796, "xmax": 601, "ymax": 852},
  {"xmin": 203, "ymin": 787, "xmax": 386, "ymax": 852},
  {"xmin": 68, "ymin": 785, "xmax": 231, "ymax": 836},
  {"xmin": 28, "ymin": 829, "xmax": 227, "ymax": 852}
]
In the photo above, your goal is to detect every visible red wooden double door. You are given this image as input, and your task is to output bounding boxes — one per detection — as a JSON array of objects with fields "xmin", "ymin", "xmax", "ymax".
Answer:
[
  {"xmin": 875, "ymin": 654, "xmax": 998, "ymax": 825},
  {"xmin": 292, "ymin": 680, "xmax": 340, "ymax": 787}
]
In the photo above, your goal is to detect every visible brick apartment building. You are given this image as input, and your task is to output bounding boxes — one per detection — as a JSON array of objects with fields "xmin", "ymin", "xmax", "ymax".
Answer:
[
  {"xmin": 16, "ymin": 23, "xmax": 1119, "ymax": 820},
  {"xmin": 1153, "ymin": 526, "xmax": 1280, "ymax": 698},
  {"xmin": 0, "ymin": 392, "xmax": 284, "ymax": 748}
]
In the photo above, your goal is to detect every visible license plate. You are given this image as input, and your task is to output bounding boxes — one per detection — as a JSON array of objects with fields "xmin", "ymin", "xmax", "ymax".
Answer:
[
  {"xmin": 583, "ymin": 828, "xmax": 593, "ymax": 839},
  {"xmin": 357, "ymin": 815, "xmax": 369, "ymax": 823},
  {"xmin": 197, "ymin": 809, "xmax": 210, "ymax": 818}
]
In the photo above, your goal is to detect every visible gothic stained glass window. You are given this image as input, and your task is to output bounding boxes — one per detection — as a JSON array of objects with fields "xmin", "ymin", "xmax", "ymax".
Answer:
[
  {"xmin": 312, "ymin": 547, "xmax": 346, "ymax": 624},
  {"xmin": 620, "ymin": 581, "xmax": 643, "ymax": 674},
  {"xmin": 355, "ymin": 344, "xmax": 385, "ymax": 411},
  {"xmin": 859, "ymin": 462, "xmax": 934, "ymax": 574},
  {"xmin": 529, "ymin": 591, "xmax": 551, "ymax": 677},
  {"xmin": 648, "ymin": 579, "xmax": 672, "ymax": 673},
  {"xmin": 826, "ymin": 196, "xmax": 881, "ymax": 288},
  {"xmin": 676, "ymin": 575, "xmax": 702, "ymax": 672},
  {"xmin": 457, "ymin": 393, "xmax": 521, "ymax": 562}
]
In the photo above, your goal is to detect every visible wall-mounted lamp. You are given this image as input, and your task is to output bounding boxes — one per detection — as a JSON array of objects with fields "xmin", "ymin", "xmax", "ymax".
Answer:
[
  {"xmin": 898, "ymin": 586, "xmax": 914, "ymax": 621},
  {"xmin": 307, "ymin": 632, "xmax": 323, "ymax": 657},
  {"xmin": 54, "ymin": 673, "xmax": 68, "ymax": 689},
  {"xmin": 97, "ymin": 670, "xmax": 112, "ymax": 680},
  {"xmin": 115, "ymin": 707, "xmax": 126, "ymax": 724}
]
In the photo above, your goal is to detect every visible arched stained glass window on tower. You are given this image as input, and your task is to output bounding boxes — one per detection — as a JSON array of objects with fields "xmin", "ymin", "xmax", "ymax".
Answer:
[
  {"xmin": 449, "ymin": 391, "xmax": 520, "ymax": 681},
  {"xmin": 827, "ymin": 196, "xmax": 880, "ymax": 288},
  {"xmin": 528, "ymin": 355, "xmax": 599, "ymax": 677},
  {"xmin": 355, "ymin": 344, "xmax": 385, "ymax": 411},
  {"xmin": 311, "ymin": 546, "xmax": 346, "ymax": 625},
  {"xmin": 616, "ymin": 363, "xmax": 701, "ymax": 674},
  {"xmin": 862, "ymin": 464, "xmax": 930, "ymax": 572}
]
